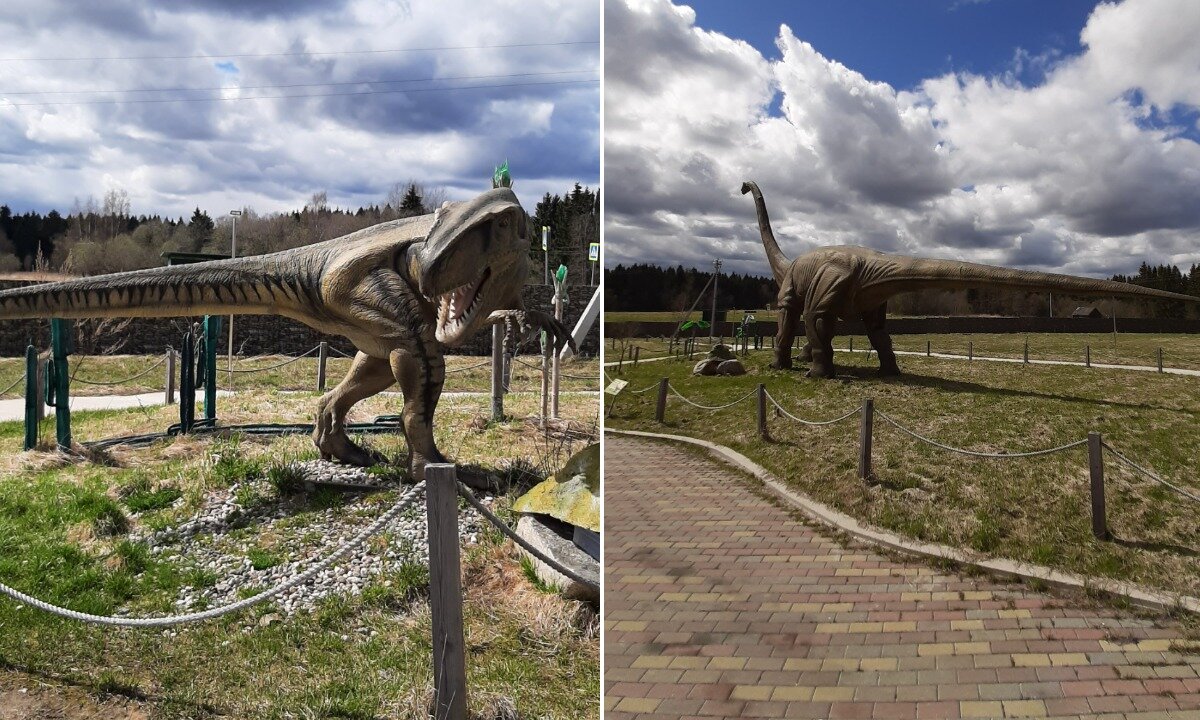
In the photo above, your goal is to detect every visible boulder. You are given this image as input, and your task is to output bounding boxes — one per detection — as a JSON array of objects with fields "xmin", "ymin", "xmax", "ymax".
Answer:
[
  {"xmin": 512, "ymin": 444, "xmax": 599, "ymax": 531},
  {"xmin": 693, "ymin": 359, "xmax": 721, "ymax": 375},
  {"xmin": 716, "ymin": 359, "xmax": 746, "ymax": 376},
  {"xmin": 515, "ymin": 515, "xmax": 599, "ymax": 601},
  {"xmin": 708, "ymin": 343, "xmax": 735, "ymax": 361}
]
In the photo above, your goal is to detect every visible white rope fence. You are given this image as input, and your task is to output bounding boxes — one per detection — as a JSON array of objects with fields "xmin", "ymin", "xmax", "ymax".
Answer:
[
  {"xmin": 226, "ymin": 345, "xmax": 322, "ymax": 374},
  {"xmin": 1103, "ymin": 441, "xmax": 1200, "ymax": 504},
  {"xmin": 0, "ymin": 371, "xmax": 27, "ymax": 396},
  {"xmin": 667, "ymin": 385, "xmax": 757, "ymax": 410},
  {"xmin": 73, "ymin": 353, "xmax": 170, "ymax": 386},
  {"xmin": 877, "ymin": 411, "xmax": 1089, "ymax": 458},
  {"xmin": 0, "ymin": 481, "xmax": 425, "ymax": 627},
  {"xmin": 764, "ymin": 389, "xmax": 858, "ymax": 427}
]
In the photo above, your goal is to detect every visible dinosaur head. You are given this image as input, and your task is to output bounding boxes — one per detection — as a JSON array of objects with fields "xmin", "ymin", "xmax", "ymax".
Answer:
[{"xmin": 415, "ymin": 187, "xmax": 530, "ymax": 346}]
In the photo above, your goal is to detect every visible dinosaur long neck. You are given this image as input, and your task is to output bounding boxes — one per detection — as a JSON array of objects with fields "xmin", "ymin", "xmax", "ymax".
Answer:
[
  {"xmin": 0, "ymin": 252, "xmax": 329, "ymax": 321},
  {"xmin": 742, "ymin": 182, "xmax": 788, "ymax": 285},
  {"xmin": 866, "ymin": 256, "xmax": 1199, "ymax": 304}
]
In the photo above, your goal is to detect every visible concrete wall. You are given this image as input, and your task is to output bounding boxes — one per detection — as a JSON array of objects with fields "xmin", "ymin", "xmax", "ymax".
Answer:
[{"xmin": 0, "ymin": 280, "xmax": 600, "ymax": 358}]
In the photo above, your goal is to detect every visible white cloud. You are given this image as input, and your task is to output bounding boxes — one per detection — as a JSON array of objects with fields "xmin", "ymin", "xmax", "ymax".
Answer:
[
  {"xmin": 605, "ymin": 0, "xmax": 1200, "ymax": 279},
  {"xmin": 0, "ymin": 0, "xmax": 599, "ymax": 217}
]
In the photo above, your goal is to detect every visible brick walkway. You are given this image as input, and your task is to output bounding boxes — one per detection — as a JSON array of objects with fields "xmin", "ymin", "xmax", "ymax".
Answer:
[{"xmin": 604, "ymin": 434, "xmax": 1200, "ymax": 719}]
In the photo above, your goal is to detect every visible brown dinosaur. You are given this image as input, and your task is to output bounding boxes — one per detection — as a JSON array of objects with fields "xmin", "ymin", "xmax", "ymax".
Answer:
[
  {"xmin": 741, "ymin": 180, "xmax": 1199, "ymax": 378},
  {"xmin": 0, "ymin": 187, "xmax": 574, "ymax": 482}
]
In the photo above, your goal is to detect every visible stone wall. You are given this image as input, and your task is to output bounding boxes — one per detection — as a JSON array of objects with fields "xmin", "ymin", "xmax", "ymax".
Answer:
[{"xmin": 0, "ymin": 280, "xmax": 600, "ymax": 358}]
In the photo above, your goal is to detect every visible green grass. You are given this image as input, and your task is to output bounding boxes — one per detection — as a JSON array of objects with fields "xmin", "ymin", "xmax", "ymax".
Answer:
[
  {"xmin": 607, "ymin": 331, "xmax": 1200, "ymax": 371},
  {"xmin": 0, "ymin": 352, "xmax": 601, "ymax": 400},
  {"xmin": 0, "ymin": 387, "xmax": 600, "ymax": 718},
  {"xmin": 608, "ymin": 342, "xmax": 1200, "ymax": 599}
]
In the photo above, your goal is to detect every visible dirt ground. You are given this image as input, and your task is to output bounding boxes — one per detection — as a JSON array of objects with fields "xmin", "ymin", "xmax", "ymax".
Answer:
[{"xmin": 0, "ymin": 671, "xmax": 150, "ymax": 720}]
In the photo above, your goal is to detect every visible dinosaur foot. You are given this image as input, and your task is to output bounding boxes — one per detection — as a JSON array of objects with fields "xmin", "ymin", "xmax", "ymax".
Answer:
[
  {"xmin": 877, "ymin": 365, "xmax": 902, "ymax": 378},
  {"xmin": 315, "ymin": 434, "xmax": 387, "ymax": 468},
  {"xmin": 805, "ymin": 365, "xmax": 837, "ymax": 379}
]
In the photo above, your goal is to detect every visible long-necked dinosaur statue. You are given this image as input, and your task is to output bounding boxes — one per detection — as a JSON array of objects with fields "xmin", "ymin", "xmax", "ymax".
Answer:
[
  {"xmin": 0, "ymin": 187, "xmax": 573, "ymax": 482},
  {"xmin": 741, "ymin": 181, "xmax": 1199, "ymax": 378}
]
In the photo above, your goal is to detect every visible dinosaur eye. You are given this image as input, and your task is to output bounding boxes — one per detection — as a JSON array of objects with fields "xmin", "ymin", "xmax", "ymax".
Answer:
[{"xmin": 498, "ymin": 217, "xmax": 510, "ymax": 229}]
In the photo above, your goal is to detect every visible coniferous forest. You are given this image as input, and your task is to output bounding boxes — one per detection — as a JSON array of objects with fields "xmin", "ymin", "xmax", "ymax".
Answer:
[
  {"xmin": 0, "ymin": 182, "xmax": 599, "ymax": 286},
  {"xmin": 606, "ymin": 262, "xmax": 1200, "ymax": 318}
]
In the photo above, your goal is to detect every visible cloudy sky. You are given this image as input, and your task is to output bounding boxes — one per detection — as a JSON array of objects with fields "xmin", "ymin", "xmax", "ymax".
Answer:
[
  {"xmin": 605, "ymin": 0, "xmax": 1200, "ymax": 279},
  {"xmin": 0, "ymin": 0, "xmax": 599, "ymax": 219}
]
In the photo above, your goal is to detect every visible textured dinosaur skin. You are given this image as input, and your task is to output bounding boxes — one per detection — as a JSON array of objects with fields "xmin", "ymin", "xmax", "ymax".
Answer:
[
  {"xmin": 0, "ymin": 188, "xmax": 574, "ymax": 483},
  {"xmin": 741, "ymin": 181, "xmax": 1199, "ymax": 378}
]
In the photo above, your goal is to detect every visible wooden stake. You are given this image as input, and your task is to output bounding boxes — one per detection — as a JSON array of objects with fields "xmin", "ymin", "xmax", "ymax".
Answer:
[
  {"xmin": 1088, "ymin": 433, "xmax": 1108, "ymax": 541},
  {"xmin": 858, "ymin": 398, "xmax": 874, "ymax": 481},
  {"xmin": 317, "ymin": 341, "xmax": 329, "ymax": 392},
  {"xmin": 655, "ymin": 377, "xmax": 669, "ymax": 424},
  {"xmin": 425, "ymin": 464, "xmax": 468, "ymax": 720},
  {"xmin": 165, "ymin": 348, "xmax": 176, "ymax": 405},
  {"xmin": 757, "ymin": 384, "xmax": 768, "ymax": 441}
]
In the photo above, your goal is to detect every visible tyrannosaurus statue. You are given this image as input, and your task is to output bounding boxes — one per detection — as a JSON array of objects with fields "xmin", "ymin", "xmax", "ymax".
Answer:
[
  {"xmin": 741, "ymin": 180, "xmax": 1199, "ymax": 378},
  {"xmin": 0, "ymin": 187, "xmax": 573, "ymax": 482}
]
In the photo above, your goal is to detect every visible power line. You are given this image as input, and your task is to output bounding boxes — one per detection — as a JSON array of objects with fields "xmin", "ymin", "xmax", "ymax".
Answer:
[
  {"xmin": 0, "ymin": 40, "xmax": 599, "ymax": 63},
  {"xmin": 0, "ymin": 68, "xmax": 597, "ymax": 96},
  {"xmin": 0, "ymin": 78, "xmax": 598, "ymax": 108}
]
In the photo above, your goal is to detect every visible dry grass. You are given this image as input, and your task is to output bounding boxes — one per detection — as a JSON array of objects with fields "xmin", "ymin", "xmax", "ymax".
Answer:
[{"xmin": 609, "ymin": 344, "xmax": 1200, "ymax": 599}]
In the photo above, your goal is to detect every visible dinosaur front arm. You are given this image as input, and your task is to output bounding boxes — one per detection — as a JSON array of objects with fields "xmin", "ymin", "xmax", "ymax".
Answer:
[{"xmin": 484, "ymin": 308, "xmax": 578, "ymax": 355}]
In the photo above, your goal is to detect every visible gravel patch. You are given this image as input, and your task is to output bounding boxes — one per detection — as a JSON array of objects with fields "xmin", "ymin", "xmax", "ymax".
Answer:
[{"xmin": 128, "ymin": 460, "xmax": 492, "ymax": 619}]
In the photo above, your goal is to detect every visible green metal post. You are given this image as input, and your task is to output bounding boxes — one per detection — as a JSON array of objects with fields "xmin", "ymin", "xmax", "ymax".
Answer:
[
  {"xmin": 179, "ymin": 331, "xmax": 194, "ymax": 432},
  {"xmin": 23, "ymin": 345, "xmax": 37, "ymax": 450},
  {"xmin": 50, "ymin": 319, "xmax": 72, "ymax": 450},
  {"xmin": 203, "ymin": 315, "xmax": 221, "ymax": 424}
]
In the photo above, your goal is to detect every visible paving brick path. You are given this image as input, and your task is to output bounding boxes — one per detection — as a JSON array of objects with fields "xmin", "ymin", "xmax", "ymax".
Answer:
[{"xmin": 604, "ymin": 434, "xmax": 1200, "ymax": 719}]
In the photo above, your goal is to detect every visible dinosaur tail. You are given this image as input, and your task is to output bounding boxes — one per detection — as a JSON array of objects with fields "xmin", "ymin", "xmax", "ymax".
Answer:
[
  {"xmin": 870, "ymin": 257, "xmax": 1199, "ymax": 305},
  {"xmin": 740, "ymin": 181, "xmax": 789, "ymax": 285},
  {"xmin": 0, "ymin": 253, "xmax": 327, "ymax": 321}
]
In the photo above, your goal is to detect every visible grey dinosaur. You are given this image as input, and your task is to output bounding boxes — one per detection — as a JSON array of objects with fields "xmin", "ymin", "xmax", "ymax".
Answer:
[
  {"xmin": 741, "ymin": 181, "xmax": 1199, "ymax": 378},
  {"xmin": 0, "ymin": 187, "xmax": 574, "ymax": 482}
]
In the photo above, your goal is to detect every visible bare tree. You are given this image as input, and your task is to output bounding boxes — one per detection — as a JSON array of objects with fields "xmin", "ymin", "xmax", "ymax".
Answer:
[{"xmin": 102, "ymin": 187, "xmax": 131, "ymax": 241}]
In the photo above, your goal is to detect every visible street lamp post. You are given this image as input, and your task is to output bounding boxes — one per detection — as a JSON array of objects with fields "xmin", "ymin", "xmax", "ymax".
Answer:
[
  {"xmin": 228, "ymin": 210, "xmax": 242, "ymax": 386},
  {"xmin": 710, "ymin": 259, "xmax": 722, "ymax": 340}
]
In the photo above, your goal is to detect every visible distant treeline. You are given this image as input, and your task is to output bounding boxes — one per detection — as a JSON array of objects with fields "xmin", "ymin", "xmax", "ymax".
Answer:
[
  {"xmin": 0, "ymin": 181, "xmax": 599, "ymax": 285},
  {"xmin": 606, "ymin": 261, "xmax": 1200, "ymax": 318}
]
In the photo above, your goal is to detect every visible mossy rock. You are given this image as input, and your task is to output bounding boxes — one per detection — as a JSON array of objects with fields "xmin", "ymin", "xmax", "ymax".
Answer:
[
  {"xmin": 708, "ymin": 344, "xmax": 735, "ymax": 360},
  {"xmin": 717, "ymin": 359, "xmax": 746, "ymax": 375},
  {"xmin": 512, "ymin": 443, "xmax": 599, "ymax": 531}
]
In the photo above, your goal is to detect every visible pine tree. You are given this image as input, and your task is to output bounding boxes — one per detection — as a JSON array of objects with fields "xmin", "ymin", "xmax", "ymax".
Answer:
[
  {"xmin": 399, "ymin": 184, "xmax": 425, "ymax": 217},
  {"xmin": 188, "ymin": 207, "xmax": 214, "ymax": 250}
]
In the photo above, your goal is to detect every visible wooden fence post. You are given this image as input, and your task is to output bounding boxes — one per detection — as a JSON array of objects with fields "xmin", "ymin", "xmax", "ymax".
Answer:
[
  {"xmin": 849, "ymin": 336, "xmax": 853, "ymax": 353},
  {"xmin": 1088, "ymin": 432, "xmax": 1108, "ymax": 540},
  {"xmin": 968, "ymin": 341, "xmax": 973, "ymax": 361},
  {"xmin": 165, "ymin": 348, "xmax": 176, "ymax": 405},
  {"xmin": 1023, "ymin": 339, "xmax": 1029, "ymax": 364},
  {"xmin": 926, "ymin": 339, "xmax": 931, "ymax": 357},
  {"xmin": 756, "ymin": 384, "xmax": 768, "ymax": 441},
  {"xmin": 491, "ymin": 324, "xmax": 504, "ymax": 422},
  {"xmin": 317, "ymin": 341, "xmax": 329, "ymax": 392},
  {"xmin": 1157, "ymin": 348, "xmax": 1163, "ymax": 373},
  {"xmin": 858, "ymin": 398, "xmax": 874, "ymax": 481},
  {"xmin": 633, "ymin": 346, "xmax": 641, "ymax": 367},
  {"xmin": 425, "ymin": 463, "xmax": 468, "ymax": 720},
  {"xmin": 1085, "ymin": 344, "xmax": 1091, "ymax": 368},
  {"xmin": 23, "ymin": 345, "xmax": 37, "ymax": 451},
  {"xmin": 655, "ymin": 377, "xmax": 669, "ymax": 424}
]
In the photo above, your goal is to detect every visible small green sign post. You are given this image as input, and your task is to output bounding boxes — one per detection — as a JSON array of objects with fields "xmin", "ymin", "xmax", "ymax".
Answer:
[
  {"xmin": 203, "ymin": 315, "xmax": 221, "ymax": 424},
  {"xmin": 49, "ymin": 319, "xmax": 72, "ymax": 450},
  {"xmin": 23, "ymin": 345, "xmax": 37, "ymax": 450}
]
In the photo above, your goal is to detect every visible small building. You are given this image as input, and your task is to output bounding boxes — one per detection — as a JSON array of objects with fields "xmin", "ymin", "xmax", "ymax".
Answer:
[{"xmin": 1071, "ymin": 305, "xmax": 1105, "ymax": 319}]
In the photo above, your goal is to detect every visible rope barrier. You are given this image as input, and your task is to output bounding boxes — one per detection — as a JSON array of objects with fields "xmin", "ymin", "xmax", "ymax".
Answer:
[
  {"xmin": 445, "ymin": 360, "xmax": 492, "ymax": 374},
  {"xmin": 876, "ymin": 411, "xmax": 1087, "ymax": 458},
  {"xmin": 457, "ymin": 483, "xmax": 598, "ymax": 591},
  {"xmin": 226, "ymin": 346, "xmax": 322, "ymax": 374},
  {"xmin": 667, "ymin": 385, "xmax": 757, "ymax": 411},
  {"xmin": 1102, "ymin": 441, "xmax": 1200, "ymax": 504},
  {"xmin": 326, "ymin": 345, "xmax": 356, "ymax": 358},
  {"xmin": 72, "ymin": 354, "xmax": 169, "ymax": 386},
  {"xmin": 0, "ymin": 372, "xmax": 27, "ymax": 396},
  {"xmin": 513, "ymin": 356, "xmax": 599, "ymax": 380},
  {"xmin": 0, "ymin": 481, "xmax": 426, "ymax": 627},
  {"xmin": 628, "ymin": 382, "xmax": 660, "ymax": 395},
  {"xmin": 764, "ymin": 390, "xmax": 858, "ymax": 427}
]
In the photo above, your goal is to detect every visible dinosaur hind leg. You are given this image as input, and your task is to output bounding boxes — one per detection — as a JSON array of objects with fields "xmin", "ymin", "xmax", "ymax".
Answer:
[
  {"xmin": 772, "ymin": 303, "xmax": 800, "ymax": 370},
  {"xmin": 804, "ymin": 313, "xmax": 838, "ymax": 379},
  {"xmin": 389, "ymin": 349, "xmax": 451, "ymax": 484},
  {"xmin": 313, "ymin": 352, "xmax": 397, "ymax": 466},
  {"xmin": 862, "ymin": 304, "xmax": 900, "ymax": 377}
]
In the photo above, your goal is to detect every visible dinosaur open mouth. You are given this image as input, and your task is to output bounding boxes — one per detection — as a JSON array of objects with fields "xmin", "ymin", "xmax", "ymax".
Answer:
[{"xmin": 434, "ymin": 267, "xmax": 490, "ymax": 342}]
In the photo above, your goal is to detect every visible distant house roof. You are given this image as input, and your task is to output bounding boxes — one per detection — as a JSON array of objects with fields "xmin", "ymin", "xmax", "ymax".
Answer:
[
  {"xmin": 161, "ymin": 251, "xmax": 231, "ymax": 265},
  {"xmin": 1071, "ymin": 305, "xmax": 1105, "ymax": 318}
]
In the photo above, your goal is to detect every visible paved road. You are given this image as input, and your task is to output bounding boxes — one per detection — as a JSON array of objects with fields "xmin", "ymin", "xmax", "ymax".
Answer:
[{"xmin": 604, "ymin": 434, "xmax": 1200, "ymax": 719}]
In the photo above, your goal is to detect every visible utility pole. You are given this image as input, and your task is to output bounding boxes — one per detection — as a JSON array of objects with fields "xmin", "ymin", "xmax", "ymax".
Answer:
[
  {"xmin": 228, "ymin": 209, "xmax": 242, "ymax": 386},
  {"xmin": 710, "ymin": 259, "xmax": 722, "ymax": 340}
]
